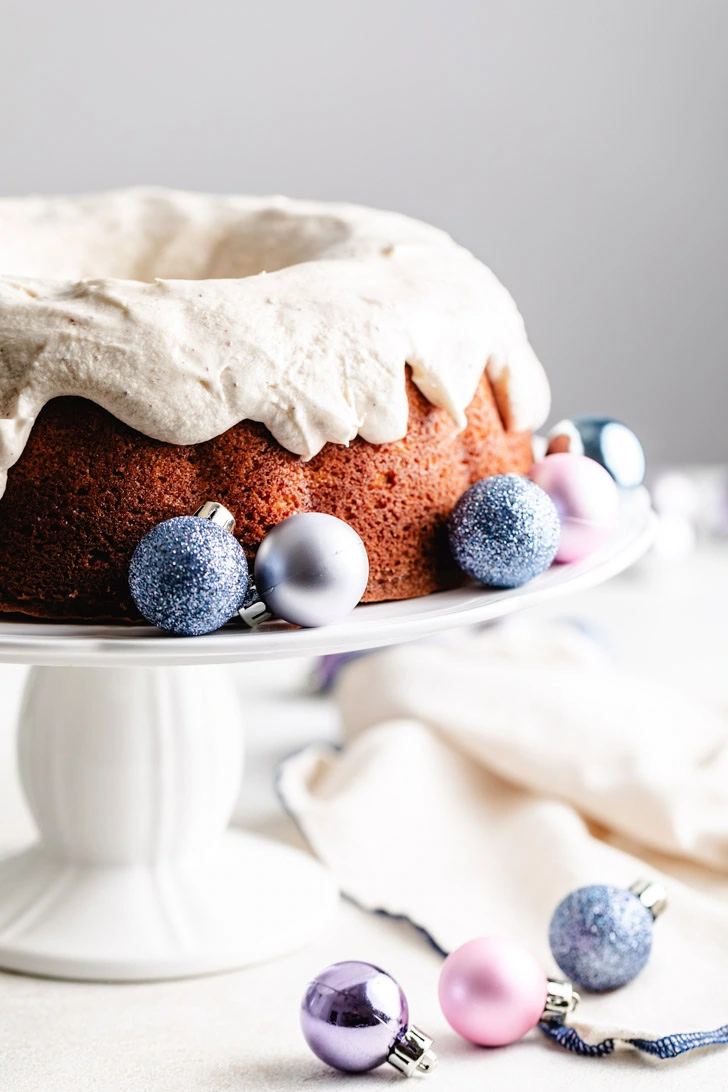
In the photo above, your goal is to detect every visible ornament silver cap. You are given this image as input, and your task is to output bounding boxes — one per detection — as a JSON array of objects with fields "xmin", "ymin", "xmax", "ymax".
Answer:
[
  {"xmin": 194, "ymin": 500, "xmax": 236, "ymax": 533},
  {"xmin": 629, "ymin": 878, "xmax": 668, "ymax": 920},
  {"xmin": 541, "ymin": 978, "xmax": 581, "ymax": 1025},
  {"xmin": 387, "ymin": 1026, "xmax": 437, "ymax": 1078},
  {"xmin": 238, "ymin": 598, "xmax": 274, "ymax": 627},
  {"xmin": 237, "ymin": 580, "xmax": 274, "ymax": 628}
]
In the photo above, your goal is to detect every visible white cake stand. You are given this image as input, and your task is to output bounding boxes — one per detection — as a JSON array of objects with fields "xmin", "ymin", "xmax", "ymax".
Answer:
[{"xmin": 0, "ymin": 489, "xmax": 655, "ymax": 982}]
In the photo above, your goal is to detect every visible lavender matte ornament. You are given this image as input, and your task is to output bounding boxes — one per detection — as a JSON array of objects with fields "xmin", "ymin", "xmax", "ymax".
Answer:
[
  {"xmin": 300, "ymin": 961, "xmax": 436, "ymax": 1077},
  {"xmin": 448, "ymin": 475, "xmax": 560, "ymax": 588},
  {"xmin": 254, "ymin": 513, "xmax": 369, "ymax": 627},
  {"xmin": 549, "ymin": 880, "xmax": 667, "ymax": 992}
]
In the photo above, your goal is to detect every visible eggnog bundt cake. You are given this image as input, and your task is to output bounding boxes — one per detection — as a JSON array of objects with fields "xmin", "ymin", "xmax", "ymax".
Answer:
[{"xmin": 0, "ymin": 189, "xmax": 550, "ymax": 620}]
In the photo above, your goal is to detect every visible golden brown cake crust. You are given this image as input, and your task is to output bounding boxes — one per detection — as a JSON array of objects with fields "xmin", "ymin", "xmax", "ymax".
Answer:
[{"xmin": 0, "ymin": 373, "xmax": 533, "ymax": 621}]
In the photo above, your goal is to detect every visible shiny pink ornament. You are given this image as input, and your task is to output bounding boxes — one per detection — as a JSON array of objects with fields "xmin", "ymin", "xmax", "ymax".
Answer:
[
  {"xmin": 438, "ymin": 936, "xmax": 548, "ymax": 1047},
  {"xmin": 529, "ymin": 453, "xmax": 619, "ymax": 563}
]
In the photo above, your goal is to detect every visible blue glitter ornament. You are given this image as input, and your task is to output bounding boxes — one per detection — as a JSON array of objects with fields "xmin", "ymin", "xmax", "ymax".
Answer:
[
  {"xmin": 547, "ymin": 416, "xmax": 646, "ymax": 488},
  {"xmin": 129, "ymin": 502, "xmax": 248, "ymax": 636},
  {"xmin": 549, "ymin": 881, "xmax": 667, "ymax": 992},
  {"xmin": 448, "ymin": 475, "xmax": 560, "ymax": 588}
]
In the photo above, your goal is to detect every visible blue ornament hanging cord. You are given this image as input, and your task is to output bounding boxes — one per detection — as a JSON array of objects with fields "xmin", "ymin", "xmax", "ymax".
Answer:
[{"xmin": 540, "ymin": 1021, "xmax": 728, "ymax": 1059}]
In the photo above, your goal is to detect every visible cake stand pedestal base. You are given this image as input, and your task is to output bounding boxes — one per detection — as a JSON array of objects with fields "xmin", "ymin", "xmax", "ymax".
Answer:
[{"xmin": 0, "ymin": 664, "xmax": 337, "ymax": 981}]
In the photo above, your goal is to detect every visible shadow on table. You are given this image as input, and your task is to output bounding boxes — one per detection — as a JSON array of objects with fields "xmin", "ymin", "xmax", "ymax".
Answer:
[
  {"xmin": 206, "ymin": 1055, "xmax": 409, "ymax": 1088},
  {"xmin": 206, "ymin": 1032, "xmax": 552, "ymax": 1089}
]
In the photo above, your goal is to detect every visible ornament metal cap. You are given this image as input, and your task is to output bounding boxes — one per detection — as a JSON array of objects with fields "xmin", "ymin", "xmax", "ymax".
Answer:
[
  {"xmin": 238, "ymin": 598, "xmax": 274, "ymax": 627},
  {"xmin": 629, "ymin": 878, "xmax": 668, "ymax": 920},
  {"xmin": 237, "ymin": 580, "xmax": 274, "ymax": 628},
  {"xmin": 541, "ymin": 978, "xmax": 581, "ymax": 1025},
  {"xmin": 194, "ymin": 500, "xmax": 236, "ymax": 533},
  {"xmin": 387, "ymin": 1026, "xmax": 437, "ymax": 1078}
]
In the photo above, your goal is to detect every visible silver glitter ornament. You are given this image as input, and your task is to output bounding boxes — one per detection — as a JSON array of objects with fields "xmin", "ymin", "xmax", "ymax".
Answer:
[
  {"xmin": 448, "ymin": 475, "xmax": 560, "ymax": 588},
  {"xmin": 548, "ymin": 879, "xmax": 667, "ymax": 992},
  {"xmin": 253, "ymin": 513, "xmax": 369, "ymax": 627},
  {"xmin": 128, "ymin": 501, "xmax": 248, "ymax": 637}
]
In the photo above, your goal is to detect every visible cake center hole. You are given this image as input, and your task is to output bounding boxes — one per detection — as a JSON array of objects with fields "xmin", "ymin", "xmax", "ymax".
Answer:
[{"xmin": 0, "ymin": 200, "xmax": 352, "ymax": 283}]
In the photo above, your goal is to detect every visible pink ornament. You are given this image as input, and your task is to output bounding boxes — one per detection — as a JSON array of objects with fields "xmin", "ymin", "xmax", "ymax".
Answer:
[
  {"xmin": 529, "ymin": 453, "xmax": 619, "ymax": 563},
  {"xmin": 438, "ymin": 936, "xmax": 548, "ymax": 1047}
]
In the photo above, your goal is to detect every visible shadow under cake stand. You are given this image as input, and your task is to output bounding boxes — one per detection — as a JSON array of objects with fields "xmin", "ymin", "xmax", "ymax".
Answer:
[{"xmin": 0, "ymin": 488, "xmax": 655, "ymax": 982}]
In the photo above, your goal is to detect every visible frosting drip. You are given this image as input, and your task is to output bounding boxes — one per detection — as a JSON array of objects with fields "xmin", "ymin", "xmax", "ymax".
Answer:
[{"xmin": 0, "ymin": 188, "xmax": 550, "ymax": 497}]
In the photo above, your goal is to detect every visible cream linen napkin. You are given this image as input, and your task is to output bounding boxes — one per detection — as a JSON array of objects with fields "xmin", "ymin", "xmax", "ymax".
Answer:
[{"xmin": 278, "ymin": 620, "xmax": 728, "ymax": 1055}]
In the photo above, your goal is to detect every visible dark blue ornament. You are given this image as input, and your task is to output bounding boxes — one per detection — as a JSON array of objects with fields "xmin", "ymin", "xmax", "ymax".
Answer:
[
  {"xmin": 549, "ymin": 884, "xmax": 655, "ymax": 991},
  {"xmin": 448, "ymin": 475, "xmax": 560, "ymax": 588},
  {"xmin": 129, "ymin": 515, "xmax": 248, "ymax": 636},
  {"xmin": 547, "ymin": 416, "xmax": 646, "ymax": 488}
]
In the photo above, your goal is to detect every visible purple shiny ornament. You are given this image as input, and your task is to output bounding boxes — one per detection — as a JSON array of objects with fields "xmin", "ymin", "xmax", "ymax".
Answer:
[
  {"xmin": 310, "ymin": 651, "xmax": 367, "ymax": 693},
  {"xmin": 301, "ymin": 961, "xmax": 408, "ymax": 1072}
]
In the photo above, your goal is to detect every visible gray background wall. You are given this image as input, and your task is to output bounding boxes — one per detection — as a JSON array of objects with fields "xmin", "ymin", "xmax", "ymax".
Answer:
[{"xmin": 1, "ymin": 1, "xmax": 726, "ymax": 464}]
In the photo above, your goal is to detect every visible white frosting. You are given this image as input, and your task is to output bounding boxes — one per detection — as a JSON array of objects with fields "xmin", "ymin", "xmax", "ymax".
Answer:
[{"xmin": 0, "ymin": 188, "xmax": 550, "ymax": 497}]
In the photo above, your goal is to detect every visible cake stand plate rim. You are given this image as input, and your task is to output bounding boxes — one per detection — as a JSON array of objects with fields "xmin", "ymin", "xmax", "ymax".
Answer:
[{"xmin": 0, "ymin": 489, "xmax": 656, "ymax": 666}]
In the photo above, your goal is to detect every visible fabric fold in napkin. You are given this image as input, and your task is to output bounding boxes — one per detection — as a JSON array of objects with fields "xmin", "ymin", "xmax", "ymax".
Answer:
[{"xmin": 278, "ymin": 620, "xmax": 728, "ymax": 1050}]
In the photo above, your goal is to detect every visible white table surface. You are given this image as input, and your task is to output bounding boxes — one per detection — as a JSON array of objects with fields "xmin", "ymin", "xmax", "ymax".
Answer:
[{"xmin": 0, "ymin": 540, "xmax": 726, "ymax": 1091}]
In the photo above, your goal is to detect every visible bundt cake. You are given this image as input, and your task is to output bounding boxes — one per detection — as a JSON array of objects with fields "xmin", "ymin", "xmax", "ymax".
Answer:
[{"xmin": 0, "ymin": 189, "xmax": 550, "ymax": 621}]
